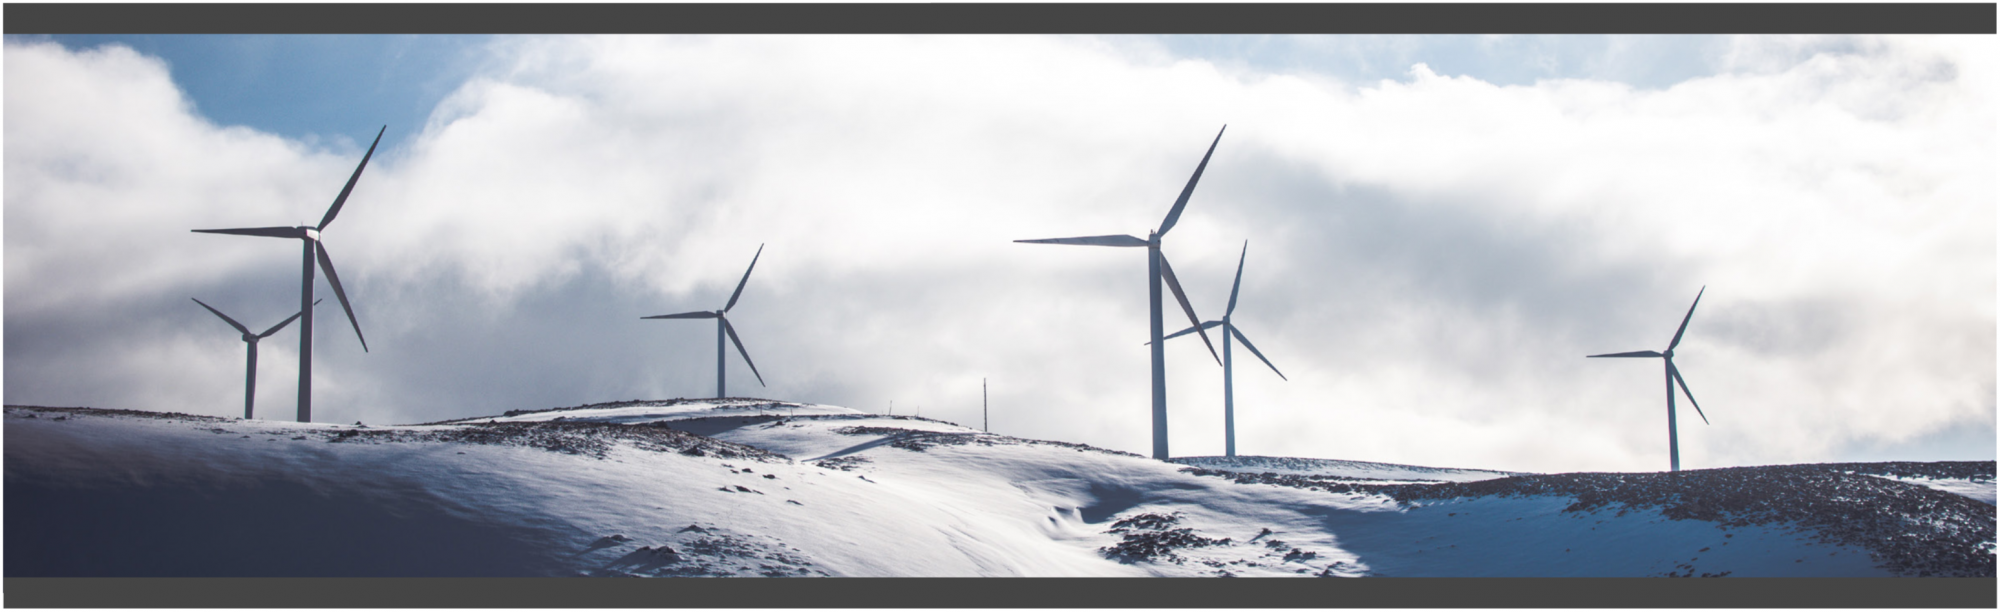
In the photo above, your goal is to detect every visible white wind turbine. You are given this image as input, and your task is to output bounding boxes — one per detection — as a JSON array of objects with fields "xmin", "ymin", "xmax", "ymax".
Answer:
[
  {"xmin": 643, "ymin": 244, "xmax": 768, "ymax": 399},
  {"xmin": 192, "ymin": 298, "xmax": 319, "ymax": 419},
  {"xmin": 1016, "ymin": 126, "xmax": 1228, "ymax": 460},
  {"xmin": 1588, "ymin": 286, "xmax": 1711, "ymax": 472},
  {"xmin": 191, "ymin": 126, "xmax": 384, "ymax": 423},
  {"xmin": 1156, "ymin": 241, "xmax": 1285, "ymax": 458}
]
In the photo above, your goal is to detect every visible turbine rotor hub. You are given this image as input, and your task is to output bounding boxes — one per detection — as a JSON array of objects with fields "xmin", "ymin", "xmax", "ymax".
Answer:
[{"xmin": 303, "ymin": 227, "xmax": 320, "ymax": 240}]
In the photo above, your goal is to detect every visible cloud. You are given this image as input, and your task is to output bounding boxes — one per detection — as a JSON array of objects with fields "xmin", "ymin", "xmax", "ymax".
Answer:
[{"xmin": 6, "ymin": 35, "xmax": 1991, "ymax": 472}]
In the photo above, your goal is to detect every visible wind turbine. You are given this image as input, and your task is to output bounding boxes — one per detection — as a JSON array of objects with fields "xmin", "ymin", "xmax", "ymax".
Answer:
[
  {"xmin": 1016, "ymin": 126, "xmax": 1227, "ymax": 460},
  {"xmin": 192, "ymin": 126, "xmax": 383, "ymax": 423},
  {"xmin": 1155, "ymin": 241, "xmax": 1286, "ymax": 458},
  {"xmin": 192, "ymin": 298, "xmax": 319, "ymax": 419},
  {"xmin": 642, "ymin": 244, "xmax": 767, "ymax": 399},
  {"xmin": 1588, "ymin": 286, "xmax": 1710, "ymax": 472}
]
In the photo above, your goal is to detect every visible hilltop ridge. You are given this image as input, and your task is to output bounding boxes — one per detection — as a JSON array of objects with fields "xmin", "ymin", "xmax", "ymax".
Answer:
[{"xmin": 5, "ymin": 400, "xmax": 1992, "ymax": 578}]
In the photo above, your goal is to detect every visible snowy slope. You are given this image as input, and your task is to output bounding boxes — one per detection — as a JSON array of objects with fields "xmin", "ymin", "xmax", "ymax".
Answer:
[
  {"xmin": 1867, "ymin": 475, "xmax": 1996, "ymax": 505},
  {"xmin": 5, "ymin": 401, "xmax": 1993, "ymax": 578}
]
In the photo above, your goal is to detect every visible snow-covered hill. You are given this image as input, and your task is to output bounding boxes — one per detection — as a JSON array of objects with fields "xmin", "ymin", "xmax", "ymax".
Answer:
[
  {"xmin": 1168, "ymin": 455, "xmax": 1523, "ymax": 483},
  {"xmin": 5, "ymin": 400, "xmax": 1993, "ymax": 577}
]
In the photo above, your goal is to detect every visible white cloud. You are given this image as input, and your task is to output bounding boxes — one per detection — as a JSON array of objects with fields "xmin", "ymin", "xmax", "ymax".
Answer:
[{"xmin": 6, "ymin": 35, "xmax": 1991, "ymax": 473}]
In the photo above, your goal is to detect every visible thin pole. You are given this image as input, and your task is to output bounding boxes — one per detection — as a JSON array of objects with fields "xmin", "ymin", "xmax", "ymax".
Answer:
[
  {"xmin": 716, "ymin": 316, "xmax": 726, "ymax": 399},
  {"xmin": 1147, "ymin": 238, "xmax": 1168, "ymax": 460},
  {"xmin": 1223, "ymin": 321, "xmax": 1235, "ymax": 458},
  {"xmin": 245, "ymin": 341, "xmax": 258, "ymax": 420},
  {"xmin": 1665, "ymin": 362, "xmax": 1680, "ymax": 472},
  {"xmin": 298, "ymin": 238, "xmax": 315, "ymax": 423},
  {"xmin": 983, "ymin": 378, "xmax": 988, "ymax": 433}
]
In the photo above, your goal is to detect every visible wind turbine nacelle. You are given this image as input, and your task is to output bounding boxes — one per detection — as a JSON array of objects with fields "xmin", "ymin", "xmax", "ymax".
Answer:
[
  {"xmin": 303, "ymin": 228, "xmax": 321, "ymax": 240},
  {"xmin": 242, "ymin": 333, "xmax": 259, "ymax": 343}
]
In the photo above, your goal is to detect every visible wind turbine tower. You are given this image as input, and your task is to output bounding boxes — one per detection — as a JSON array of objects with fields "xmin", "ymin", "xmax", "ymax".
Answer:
[
  {"xmin": 643, "ymin": 244, "xmax": 768, "ymax": 398},
  {"xmin": 192, "ymin": 126, "xmax": 384, "ymax": 423},
  {"xmin": 1588, "ymin": 286, "xmax": 1711, "ymax": 472},
  {"xmin": 1157, "ymin": 241, "xmax": 1286, "ymax": 458},
  {"xmin": 1016, "ymin": 126, "xmax": 1228, "ymax": 460},
  {"xmin": 192, "ymin": 298, "xmax": 318, "ymax": 419}
]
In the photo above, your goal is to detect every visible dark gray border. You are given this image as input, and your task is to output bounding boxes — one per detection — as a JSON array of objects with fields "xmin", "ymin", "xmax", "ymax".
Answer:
[
  {"xmin": 5, "ymin": 577, "xmax": 1997, "ymax": 608},
  {"xmin": 3, "ymin": 3, "xmax": 1994, "ymax": 35}
]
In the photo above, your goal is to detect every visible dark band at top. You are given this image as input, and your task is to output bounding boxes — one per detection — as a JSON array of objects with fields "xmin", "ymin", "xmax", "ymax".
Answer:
[{"xmin": 6, "ymin": 3, "xmax": 1995, "ymax": 35}]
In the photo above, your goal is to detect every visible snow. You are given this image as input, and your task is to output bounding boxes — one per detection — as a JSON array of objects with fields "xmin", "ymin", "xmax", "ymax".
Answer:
[
  {"xmin": 5, "ymin": 402, "xmax": 1989, "ymax": 577},
  {"xmin": 1864, "ymin": 474, "xmax": 1997, "ymax": 505},
  {"xmin": 1322, "ymin": 495, "xmax": 1884, "ymax": 577}
]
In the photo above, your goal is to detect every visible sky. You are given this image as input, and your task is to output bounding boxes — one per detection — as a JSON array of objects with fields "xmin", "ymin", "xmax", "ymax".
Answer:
[{"xmin": 5, "ymin": 34, "xmax": 1994, "ymax": 473}]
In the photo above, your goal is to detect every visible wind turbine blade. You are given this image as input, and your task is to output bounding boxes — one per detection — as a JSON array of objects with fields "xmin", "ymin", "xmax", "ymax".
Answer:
[
  {"xmin": 258, "ymin": 298, "xmax": 320, "ymax": 340},
  {"xmin": 1147, "ymin": 320, "xmax": 1223, "ymax": 345},
  {"xmin": 1014, "ymin": 235, "xmax": 1148, "ymax": 247},
  {"xmin": 1587, "ymin": 350, "xmax": 1662, "ymax": 358},
  {"xmin": 315, "ymin": 241, "xmax": 367, "ymax": 352},
  {"xmin": 191, "ymin": 298, "xmax": 249, "ymax": 335},
  {"xmin": 1669, "ymin": 360, "xmax": 1708, "ymax": 425},
  {"xmin": 641, "ymin": 311, "xmax": 720, "ymax": 320},
  {"xmin": 1157, "ymin": 253, "xmax": 1219, "ymax": 365},
  {"xmin": 1226, "ymin": 240, "xmax": 1247, "ymax": 317},
  {"xmin": 1230, "ymin": 325, "xmax": 1287, "ymax": 381},
  {"xmin": 191, "ymin": 227, "xmax": 309, "ymax": 239},
  {"xmin": 722, "ymin": 318, "xmax": 765, "ymax": 387},
  {"xmin": 724, "ymin": 243, "xmax": 763, "ymax": 313},
  {"xmin": 1156, "ymin": 125, "xmax": 1226, "ymax": 237},
  {"xmin": 257, "ymin": 299, "xmax": 321, "ymax": 338},
  {"xmin": 1668, "ymin": 285, "xmax": 1706, "ymax": 351},
  {"xmin": 318, "ymin": 125, "xmax": 386, "ymax": 230}
]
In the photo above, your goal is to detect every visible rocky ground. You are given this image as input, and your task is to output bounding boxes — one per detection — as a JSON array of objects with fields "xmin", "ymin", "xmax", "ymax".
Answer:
[
  {"xmin": 1182, "ymin": 461, "xmax": 1997, "ymax": 577},
  {"xmin": 322, "ymin": 419, "xmax": 786, "ymax": 461},
  {"xmin": 1092, "ymin": 511, "xmax": 1351, "ymax": 577},
  {"xmin": 456, "ymin": 397, "xmax": 825, "ymax": 422},
  {"xmin": 582, "ymin": 522, "xmax": 828, "ymax": 577}
]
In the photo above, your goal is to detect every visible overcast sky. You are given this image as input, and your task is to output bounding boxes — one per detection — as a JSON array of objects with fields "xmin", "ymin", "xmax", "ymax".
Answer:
[{"xmin": 5, "ymin": 34, "xmax": 1993, "ymax": 473}]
